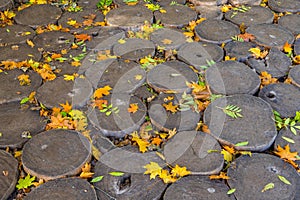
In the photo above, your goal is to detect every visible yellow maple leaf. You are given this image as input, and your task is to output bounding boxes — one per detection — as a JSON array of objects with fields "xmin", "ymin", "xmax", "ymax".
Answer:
[
  {"xmin": 144, "ymin": 162, "xmax": 162, "ymax": 179},
  {"xmin": 26, "ymin": 39, "xmax": 34, "ymax": 48},
  {"xmin": 249, "ymin": 47, "xmax": 268, "ymax": 59},
  {"xmin": 64, "ymin": 74, "xmax": 75, "ymax": 81},
  {"xmin": 162, "ymin": 39, "xmax": 173, "ymax": 45},
  {"xmin": 80, "ymin": 171, "xmax": 94, "ymax": 179},
  {"xmin": 81, "ymin": 162, "xmax": 91, "ymax": 172},
  {"xmin": 159, "ymin": 9, "xmax": 166, "ymax": 13},
  {"xmin": 186, "ymin": 81, "xmax": 206, "ymax": 94},
  {"xmin": 225, "ymin": 55, "xmax": 236, "ymax": 61},
  {"xmin": 209, "ymin": 172, "xmax": 230, "ymax": 180},
  {"xmin": 163, "ymin": 102, "xmax": 178, "ymax": 113},
  {"xmin": 221, "ymin": 4, "xmax": 232, "ymax": 13},
  {"xmin": 171, "ymin": 165, "xmax": 191, "ymax": 177},
  {"xmin": 17, "ymin": 74, "xmax": 31, "ymax": 86},
  {"xmin": 93, "ymin": 85, "xmax": 112, "ymax": 99},
  {"xmin": 183, "ymin": 31, "xmax": 194, "ymax": 38},
  {"xmin": 134, "ymin": 74, "xmax": 143, "ymax": 80},
  {"xmin": 160, "ymin": 169, "xmax": 177, "ymax": 183},
  {"xmin": 67, "ymin": 19, "xmax": 77, "ymax": 26},
  {"xmin": 167, "ymin": 128, "xmax": 177, "ymax": 139},
  {"xmin": 118, "ymin": 38, "xmax": 126, "ymax": 44},
  {"xmin": 131, "ymin": 132, "xmax": 150, "ymax": 153},
  {"xmin": 221, "ymin": 149, "xmax": 233, "ymax": 162},
  {"xmin": 274, "ymin": 144, "xmax": 298, "ymax": 161},
  {"xmin": 283, "ymin": 42, "xmax": 293, "ymax": 53},
  {"xmin": 294, "ymin": 55, "xmax": 300, "ymax": 64},
  {"xmin": 60, "ymin": 101, "xmax": 72, "ymax": 113},
  {"xmin": 128, "ymin": 103, "xmax": 139, "ymax": 113}
]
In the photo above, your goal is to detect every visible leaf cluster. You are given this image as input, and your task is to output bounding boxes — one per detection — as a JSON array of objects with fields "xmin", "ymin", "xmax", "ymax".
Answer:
[
  {"xmin": 217, "ymin": 104, "xmax": 243, "ymax": 119},
  {"xmin": 274, "ymin": 111, "xmax": 300, "ymax": 135}
]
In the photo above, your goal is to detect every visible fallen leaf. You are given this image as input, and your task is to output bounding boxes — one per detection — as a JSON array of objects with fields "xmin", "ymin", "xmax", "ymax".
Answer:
[
  {"xmin": 144, "ymin": 162, "xmax": 162, "ymax": 179},
  {"xmin": 163, "ymin": 102, "xmax": 178, "ymax": 113},
  {"xmin": 118, "ymin": 38, "xmax": 126, "ymax": 44},
  {"xmin": 26, "ymin": 39, "xmax": 34, "ymax": 48},
  {"xmin": 92, "ymin": 99, "xmax": 108, "ymax": 110},
  {"xmin": 80, "ymin": 171, "xmax": 94, "ymax": 179},
  {"xmin": 274, "ymin": 144, "xmax": 298, "ymax": 161},
  {"xmin": 171, "ymin": 165, "xmax": 191, "ymax": 177},
  {"xmin": 249, "ymin": 47, "xmax": 268, "ymax": 59},
  {"xmin": 91, "ymin": 176, "xmax": 104, "ymax": 183},
  {"xmin": 60, "ymin": 101, "xmax": 72, "ymax": 113},
  {"xmin": 17, "ymin": 74, "xmax": 31, "ymax": 86},
  {"xmin": 162, "ymin": 39, "xmax": 173, "ymax": 45},
  {"xmin": 75, "ymin": 34, "xmax": 91, "ymax": 42},
  {"xmin": 128, "ymin": 103, "xmax": 138, "ymax": 113},
  {"xmin": 261, "ymin": 182, "xmax": 274, "ymax": 192},
  {"xmin": 134, "ymin": 74, "xmax": 143, "ymax": 80},
  {"xmin": 93, "ymin": 85, "xmax": 112, "ymax": 99},
  {"xmin": 238, "ymin": 33, "xmax": 255, "ymax": 42},
  {"xmin": 209, "ymin": 171, "xmax": 230, "ymax": 180},
  {"xmin": 160, "ymin": 169, "xmax": 177, "ymax": 183},
  {"xmin": 71, "ymin": 61, "xmax": 81, "ymax": 67},
  {"xmin": 221, "ymin": 149, "xmax": 233, "ymax": 162},
  {"xmin": 283, "ymin": 42, "xmax": 293, "ymax": 54},
  {"xmin": 151, "ymin": 137, "xmax": 163, "ymax": 146},
  {"xmin": 109, "ymin": 171, "xmax": 124, "ymax": 176}
]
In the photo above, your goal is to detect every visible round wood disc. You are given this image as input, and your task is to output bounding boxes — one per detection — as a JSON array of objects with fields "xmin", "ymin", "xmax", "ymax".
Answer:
[
  {"xmin": 0, "ymin": 102, "xmax": 45, "ymax": 148},
  {"xmin": 0, "ymin": 24, "xmax": 35, "ymax": 45},
  {"xmin": 154, "ymin": 5, "xmax": 197, "ymax": 28},
  {"xmin": 177, "ymin": 42, "xmax": 224, "ymax": 71},
  {"xmin": 24, "ymin": 177, "xmax": 97, "ymax": 200},
  {"xmin": 0, "ymin": 69, "xmax": 42, "ymax": 104},
  {"xmin": 106, "ymin": 5, "xmax": 153, "ymax": 31},
  {"xmin": 22, "ymin": 129, "xmax": 92, "ymax": 180},
  {"xmin": 89, "ymin": 94, "xmax": 146, "ymax": 138},
  {"xmin": 195, "ymin": 5, "xmax": 223, "ymax": 19},
  {"xmin": 246, "ymin": 47, "xmax": 292, "ymax": 78},
  {"xmin": 204, "ymin": 94, "xmax": 277, "ymax": 151},
  {"xmin": 99, "ymin": 146, "xmax": 165, "ymax": 173},
  {"xmin": 86, "ymin": 60, "xmax": 146, "ymax": 93},
  {"xmin": 268, "ymin": 0, "xmax": 300, "ymax": 13},
  {"xmin": 229, "ymin": 0, "xmax": 261, "ymax": 5},
  {"xmin": 164, "ymin": 175, "xmax": 235, "ymax": 200},
  {"xmin": 113, "ymin": 0, "xmax": 142, "ymax": 6},
  {"xmin": 149, "ymin": 28, "xmax": 187, "ymax": 50},
  {"xmin": 163, "ymin": 131, "xmax": 224, "ymax": 175},
  {"xmin": 0, "ymin": 150, "xmax": 18, "ymax": 200},
  {"xmin": 147, "ymin": 60, "xmax": 198, "ymax": 93},
  {"xmin": 93, "ymin": 158, "xmax": 167, "ymax": 200},
  {"xmin": 189, "ymin": 0, "xmax": 227, "ymax": 6},
  {"xmin": 148, "ymin": 93, "xmax": 201, "ymax": 132},
  {"xmin": 224, "ymin": 41, "xmax": 257, "ymax": 62},
  {"xmin": 58, "ymin": 8, "xmax": 104, "ymax": 34},
  {"xmin": 259, "ymin": 83, "xmax": 300, "ymax": 118},
  {"xmin": 275, "ymin": 126, "xmax": 300, "ymax": 166},
  {"xmin": 227, "ymin": 153, "xmax": 300, "ymax": 200},
  {"xmin": 14, "ymin": 4, "xmax": 62, "ymax": 28},
  {"xmin": 225, "ymin": 6, "xmax": 274, "ymax": 27},
  {"xmin": 157, "ymin": 0, "xmax": 186, "ymax": 6},
  {"xmin": 289, "ymin": 65, "xmax": 300, "ymax": 88},
  {"xmin": 246, "ymin": 24, "xmax": 294, "ymax": 49},
  {"xmin": 33, "ymin": 31, "xmax": 74, "ymax": 52},
  {"xmin": 36, "ymin": 76, "xmax": 93, "ymax": 109},
  {"xmin": 85, "ymin": 27, "xmax": 125, "ymax": 51},
  {"xmin": 205, "ymin": 61, "xmax": 261, "ymax": 95},
  {"xmin": 0, "ymin": 44, "xmax": 41, "ymax": 62},
  {"xmin": 195, "ymin": 19, "xmax": 240, "ymax": 44},
  {"xmin": 278, "ymin": 14, "xmax": 300, "ymax": 36},
  {"xmin": 112, "ymin": 38, "xmax": 155, "ymax": 60}
]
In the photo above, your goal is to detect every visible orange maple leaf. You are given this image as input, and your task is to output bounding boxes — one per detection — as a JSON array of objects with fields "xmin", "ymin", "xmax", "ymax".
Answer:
[
  {"xmin": 75, "ymin": 34, "xmax": 91, "ymax": 42},
  {"xmin": 92, "ymin": 99, "xmax": 108, "ymax": 110},
  {"xmin": 128, "ymin": 103, "xmax": 139, "ymax": 113},
  {"xmin": 17, "ymin": 74, "xmax": 31, "ymax": 86},
  {"xmin": 209, "ymin": 172, "xmax": 230, "ymax": 180},
  {"xmin": 151, "ymin": 137, "xmax": 163, "ymax": 146},
  {"xmin": 237, "ymin": 33, "xmax": 255, "ymax": 42},
  {"xmin": 60, "ymin": 101, "xmax": 72, "ymax": 113},
  {"xmin": 163, "ymin": 102, "xmax": 178, "ymax": 113},
  {"xmin": 71, "ymin": 61, "xmax": 81, "ymax": 67},
  {"xmin": 93, "ymin": 85, "xmax": 112, "ymax": 99},
  {"xmin": 51, "ymin": 53, "xmax": 62, "ymax": 59},
  {"xmin": 274, "ymin": 144, "xmax": 298, "ymax": 161}
]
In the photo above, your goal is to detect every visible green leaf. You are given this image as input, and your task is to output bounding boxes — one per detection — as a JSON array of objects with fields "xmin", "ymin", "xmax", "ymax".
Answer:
[
  {"xmin": 294, "ymin": 111, "xmax": 300, "ymax": 121},
  {"xmin": 219, "ymin": 104, "xmax": 243, "ymax": 119},
  {"xmin": 261, "ymin": 182, "xmax": 274, "ymax": 192},
  {"xmin": 105, "ymin": 111, "xmax": 112, "ymax": 116},
  {"xmin": 20, "ymin": 97, "xmax": 29, "ymax": 104},
  {"xmin": 91, "ymin": 175, "xmax": 104, "ymax": 183},
  {"xmin": 207, "ymin": 149, "xmax": 219, "ymax": 153},
  {"xmin": 227, "ymin": 188, "xmax": 236, "ymax": 195},
  {"xmin": 282, "ymin": 136, "xmax": 295, "ymax": 144},
  {"xmin": 278, "ymin": 175, "xmax": 291, "ymax": 185},
  {"xmin": 16, "ymin": 174, "xmax": 35, "ymax": 190},
  {"xmin": 109, "ymin": 171, "xmax": 124, "ymax": 176},
  {"xmin": 290, "ymin": 127, "xmax": 297, "ymax": 135},
  {"xmin": 235, "ymin": 141, "xmax": 249, "ymax": 146}
]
